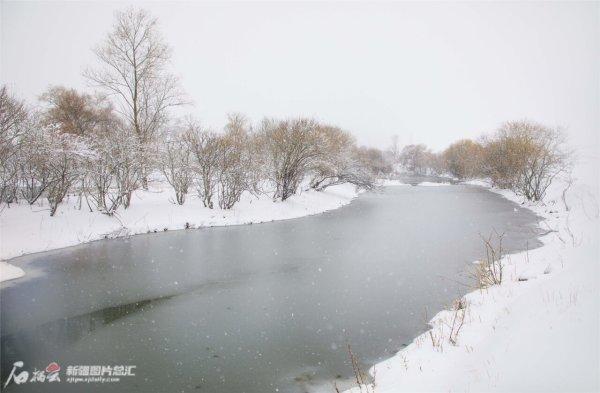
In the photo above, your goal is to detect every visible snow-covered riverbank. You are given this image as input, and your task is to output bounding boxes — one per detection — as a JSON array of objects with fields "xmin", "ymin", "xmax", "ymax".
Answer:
[
  {"xmin": 346, "ymin": 177, "xmax": 599, "ymax": 392},
  {"xmin": 0, "ymin": 183, "xmax": 359, "ymax": 281}
]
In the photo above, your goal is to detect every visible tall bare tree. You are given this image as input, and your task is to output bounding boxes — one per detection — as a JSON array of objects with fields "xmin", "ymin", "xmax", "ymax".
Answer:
[{"xmin": 85, "ymin": 7, "xmax": 186, "ymax": 188}]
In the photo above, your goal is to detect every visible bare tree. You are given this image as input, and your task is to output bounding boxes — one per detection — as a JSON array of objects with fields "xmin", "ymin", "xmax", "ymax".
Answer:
[
  {"xmin": 0, "ymin": 86, "xmax": 28, "ymax": 204},
  {"xmin": 389, "ymin": 134, "xmax": 401, "ymax": 164},
  {"xmin": 20, "ymin": 126, "xmax": 91, "ymax": 216},
  {"xmin": 3, "ymin": 99, "xmax": 89, "ymax": 214},
  {"xmin": 18, "ymin": 117, "xmax": 52, "ymax": 205},
  {"xmin": 356, "ymin": 146, "xmax": 393, "ymax": 177},
  {"xmin": 427, "ymin": 152, "xmax": 446, "ymax": 176},
  {"xmin": 184, "ymin": 123, "xmax": 221, "ymax": 209},
  {"xmin": 309, "ymin": 126, "xmax": 374, "ymax": 191},
  {"xmin": 216, "ymin": 113, "xmax": 252, "ymax": 209},
  {"xmin": 40, "ymin": 86, "xmax": 113, "ymax": 136},
  {"xmin": 399, "ymin": 144, "xmax": 432, "ymax": 175},
  {"xmin": 85, "ymin": 7, "xmax": 186, "ymax": 188},
  {"xmin": 83, "ymin": 121, "xmax": 144, "ymax": 212},
  {"xmin": 112, "ymin": 127, "xmax": 144, "ymax": 209},
  {"xmin": 84, "ymin": 135, "xmax": 117, "ymax": 213},
  {"xmin": 483, "ymin": 120, "xmax": 571, "ymax": 201},
  {"xmin": 40, "ymin": 87, "xmax": 118, "ymax": 209},
  {"xmin": 258, "ymin": 118, "xmax": 323, "ymax": 201},
  {"xmin": 46, "ymin": 133, "xmax": 87, "ymax": 216},
  {"xmin": 81, "ymin": 114, "xmax": 136, "ymax": 214},
  {"xmin": 159, "ymin": 129, "xmax": 192, "ymax": 205},
  {"xmin": 442, "ymin": 139, "xmax": 485, "ymax": 180}
]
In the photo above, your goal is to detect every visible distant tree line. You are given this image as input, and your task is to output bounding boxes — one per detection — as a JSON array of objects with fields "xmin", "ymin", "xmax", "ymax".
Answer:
[{"xmin": 393, "ymin": 120, "xmax": 572, "ymax": 201}]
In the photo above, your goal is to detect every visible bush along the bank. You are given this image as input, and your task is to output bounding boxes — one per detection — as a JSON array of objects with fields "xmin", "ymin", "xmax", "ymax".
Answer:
[{"xmin": 390, "ymin": 120, "xmax": 572, "ymax": 201}]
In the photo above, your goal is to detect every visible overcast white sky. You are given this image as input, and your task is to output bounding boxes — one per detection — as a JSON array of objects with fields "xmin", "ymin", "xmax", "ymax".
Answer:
[{"xmin": 1, "ymin": 1, "xmax": 598, "ymax": 154}]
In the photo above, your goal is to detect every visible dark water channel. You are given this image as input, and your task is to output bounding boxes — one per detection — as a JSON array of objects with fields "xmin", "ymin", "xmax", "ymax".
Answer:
[{"xmin": 1, "ymin": 184, "xmax": 542, "ymax": 392}]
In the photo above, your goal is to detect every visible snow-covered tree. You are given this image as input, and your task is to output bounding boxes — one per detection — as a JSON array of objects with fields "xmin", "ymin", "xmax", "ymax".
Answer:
[
  {"xmin": 184, "ymin": 123, "xmax": 221, "ymax": 209},
  {"xmin": 159, "ymin": 129, "xmax": 192, "ymax": 205},
  {"xmin": 0, "ymin": 86, "xmax": 28, "ymax": 204},
  {"xmin": 258, "ymin": 118, "xmax": 322, "ymax": 201},
  {"xmin": 309, "ymin": 125, "xmax": 374, "ymax": 191},
  {"xmin": 216, "ymin": 113, "xmax": 253, "ymax": 209}
]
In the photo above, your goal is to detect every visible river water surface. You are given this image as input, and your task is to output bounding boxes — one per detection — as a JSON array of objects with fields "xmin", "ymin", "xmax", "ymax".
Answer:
[{"xmin": 1, "ymin": 184, "xmax": 542, "ymax": 392}]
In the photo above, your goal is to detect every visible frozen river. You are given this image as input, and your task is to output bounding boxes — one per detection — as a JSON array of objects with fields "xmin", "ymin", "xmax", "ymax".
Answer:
[{"xmin": 1, "ymin": 184, "xmax": 542, "ymax": 392}]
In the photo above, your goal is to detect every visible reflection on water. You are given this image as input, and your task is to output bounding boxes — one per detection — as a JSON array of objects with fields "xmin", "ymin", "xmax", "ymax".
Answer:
[
  {"xmin": 1, "ymin": 296, "xmax": 173, "ymax": 383},
  {"xmin": 1, "ymin": 185, "xmax": 542, "ymax": 392}
]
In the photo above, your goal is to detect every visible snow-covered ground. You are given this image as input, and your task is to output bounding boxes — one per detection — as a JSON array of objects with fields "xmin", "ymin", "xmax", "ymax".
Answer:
[
  {"xmin": 346, "ymin": 175, "xmax": 599, "ymax": 392},
  {"xmin": 0, "ymin": 183, "xmax": 359, "ymax": 282}
]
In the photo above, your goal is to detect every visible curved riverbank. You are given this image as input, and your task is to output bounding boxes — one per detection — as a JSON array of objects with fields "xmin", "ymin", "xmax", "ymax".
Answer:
[{"xmin": 0, "ymin": 183, "xmax": 360, "ymax": 282}]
